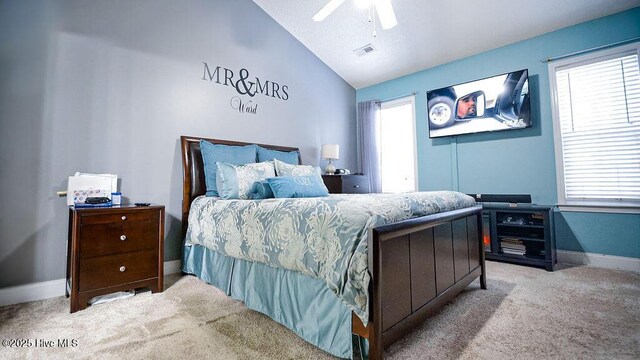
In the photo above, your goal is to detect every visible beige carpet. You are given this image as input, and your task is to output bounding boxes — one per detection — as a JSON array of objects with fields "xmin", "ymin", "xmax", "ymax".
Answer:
[{"xmin": 1, "ymin": 262, "xmax": 638, "ymax": 359}]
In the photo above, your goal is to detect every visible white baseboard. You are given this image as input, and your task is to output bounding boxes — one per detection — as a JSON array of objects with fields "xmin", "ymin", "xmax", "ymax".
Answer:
[
  {"xmin": 0, "ymin": 279, "xmax": 68, "ymax": 308},
  {"xmin": 0, "ymin": 260, "xmax": 182, "ymax": 307},
  {"xmin": 557, "ymin": 250, "xmax": 640, "ymax": 273}
]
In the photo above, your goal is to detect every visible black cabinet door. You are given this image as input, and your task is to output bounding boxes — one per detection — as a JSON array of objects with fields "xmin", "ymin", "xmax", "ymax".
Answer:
[
  {"xmin": 410, "ymin": 229, "xmax": 436, "ymax": 311},
  {"xmin": 321, "ymin": 175, "xmax": 370, "ymax": 194},
  {"xmin": 434, "ymin": 223, "xmax": 455, "ymax": 295},
  {"xmin": 341, "ymin": 175, "xmax": 370, "ymax": 193}
]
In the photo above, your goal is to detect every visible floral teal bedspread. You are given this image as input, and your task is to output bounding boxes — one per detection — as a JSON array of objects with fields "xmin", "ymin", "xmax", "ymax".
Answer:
[{"xmin": 185, "ymin": 191, "xmax": 475, "ymax": 324}]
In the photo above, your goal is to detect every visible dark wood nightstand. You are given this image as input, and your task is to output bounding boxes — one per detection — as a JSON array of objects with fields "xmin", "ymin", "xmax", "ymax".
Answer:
[
  {"xmin": 322, "ymin": 174, "xmax": 371, "ymax": 194},
  {"xmin": 66, "ymin": 205, "xmax": 164, "ymax": 313}
]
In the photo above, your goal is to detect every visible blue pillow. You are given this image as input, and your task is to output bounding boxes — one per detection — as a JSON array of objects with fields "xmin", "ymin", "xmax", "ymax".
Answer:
[
  {"xmin": 250, "ymin": 180, "xmax": 275, "ymax": 199},
  {"xmin": 200, "ymin": 140, "xmax": 257, "ymax": 197},
  {"xmin": 257, "ymin": 146, "xmax": 300, "ymax": 164},
  {"xmin": 216, "ymin": 161, "xmax": 276, "ymax": 199},
  {"xmin": 266, "ymin": 176, "xmax": 329, "ymax": 198}
]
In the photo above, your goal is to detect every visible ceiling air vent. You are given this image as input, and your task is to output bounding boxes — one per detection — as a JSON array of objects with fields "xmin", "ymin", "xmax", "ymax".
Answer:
[{"xmin": 354, "ymin": 44, "xmax": 375, "ymax": 56}]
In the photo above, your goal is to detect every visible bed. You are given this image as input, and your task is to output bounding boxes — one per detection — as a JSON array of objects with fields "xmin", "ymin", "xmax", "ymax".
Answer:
[{"xmin": 180, "ymin": 135, "xmax": 486, "ymax": 359}]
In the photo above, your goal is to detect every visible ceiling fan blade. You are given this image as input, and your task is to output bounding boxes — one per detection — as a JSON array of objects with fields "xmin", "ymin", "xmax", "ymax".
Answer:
[
  {"xmin": 312, "ymin": 0, "xmax": 347, "ymax": 22},
  {"xmin": 373, "ymin": 0, "xmax": 397, "ymax": 29}
]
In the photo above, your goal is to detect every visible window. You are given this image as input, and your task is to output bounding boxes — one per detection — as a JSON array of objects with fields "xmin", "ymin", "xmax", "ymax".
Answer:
[
  {"xmin": 379, "ymin": 96, "xmax": 417, "ymax": 193},
  {"xmin": 549, "ymin": 42, "xmax": 640, "ymax": 208}
]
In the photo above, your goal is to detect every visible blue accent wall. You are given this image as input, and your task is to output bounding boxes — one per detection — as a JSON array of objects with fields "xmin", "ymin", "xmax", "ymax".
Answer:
[
  {"xmin": 357, "ymin": 8, "xmax": 640, "ymax": 258},
  {"xmin": 555, "ymin": 211, "xmax": 640, "ymax": 258}
]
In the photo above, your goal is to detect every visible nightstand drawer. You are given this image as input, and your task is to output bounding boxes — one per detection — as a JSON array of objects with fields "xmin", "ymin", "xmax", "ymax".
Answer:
[
  {"xmin": 80, "ymin": 220, "xmax": 159, "ymax": 258},
  {"xmin": 80, "ymin": 209, "xmax": 159, "ymax": 225},
  {"xmin": 341, "ymin": 175, "xmax": 370, "ymax": 194},
  {"xmin": 78, "ymin": 250, "xmax": 158, "ymax": 292},
  {"xmin": 322, "ymin": 174, "xmax": 371, "ymax": 194}
]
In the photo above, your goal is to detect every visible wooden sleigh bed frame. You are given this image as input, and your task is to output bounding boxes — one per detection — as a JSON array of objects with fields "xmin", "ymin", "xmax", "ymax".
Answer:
[{"xmin": 180, "ymin": 135, "xmax": 487, "ymax": 359}]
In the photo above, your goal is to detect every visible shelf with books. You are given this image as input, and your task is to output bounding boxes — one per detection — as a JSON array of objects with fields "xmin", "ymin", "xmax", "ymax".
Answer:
[
  {"xmin": 483, "ymin": 204, "xmax": 556, "ymax": 271},
  {"xmin": 497, "ymin": 223, "xmax": 544, "ymax": 229},
  {"xmin": 498, "ymin": 235, "xmax": 545, "ymax": 243}
]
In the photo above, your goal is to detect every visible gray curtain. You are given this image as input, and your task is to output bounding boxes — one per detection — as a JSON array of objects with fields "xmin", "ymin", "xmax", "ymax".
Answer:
[{"xmin": 357, "ymin": 100, "xmax": 382, "ymax": 193}]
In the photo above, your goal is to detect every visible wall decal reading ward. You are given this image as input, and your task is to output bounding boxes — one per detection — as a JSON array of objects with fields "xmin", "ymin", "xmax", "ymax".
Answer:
[
  {"xmin": 202, "ymin": 62, "xmax": 289, "ymax": 101},
  {"xmin": 230, "ymin": 96, "xmax": 257, "ymax": 114}
]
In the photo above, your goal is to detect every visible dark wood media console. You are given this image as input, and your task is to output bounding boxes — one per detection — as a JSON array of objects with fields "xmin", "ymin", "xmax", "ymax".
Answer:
[{"xmin": 482, "ymin": 203, "xmax": 556, "ymax": 271}]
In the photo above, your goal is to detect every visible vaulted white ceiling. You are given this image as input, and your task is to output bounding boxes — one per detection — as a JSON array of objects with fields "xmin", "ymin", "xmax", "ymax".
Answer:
[{"xmin": 252, "ymin": 0, "xmax": 640, "ymax": 89}]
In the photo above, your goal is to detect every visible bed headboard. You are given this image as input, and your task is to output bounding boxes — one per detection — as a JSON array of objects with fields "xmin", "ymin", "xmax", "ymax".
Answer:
[{"xmin": 180, "ymin": 135, "xmax": 302, "ymax": 237}]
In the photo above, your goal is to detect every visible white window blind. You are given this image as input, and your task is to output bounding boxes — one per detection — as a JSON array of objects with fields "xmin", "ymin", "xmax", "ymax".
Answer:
[{"xmin": 553, "ymin": 49, "xmax": 640, "ymax": 205}]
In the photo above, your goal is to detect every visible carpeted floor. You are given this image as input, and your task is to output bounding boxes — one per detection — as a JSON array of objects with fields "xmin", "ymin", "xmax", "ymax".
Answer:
[{"xmin": 1, "ymin": 261, "xmax": 638, "ymax": 359}]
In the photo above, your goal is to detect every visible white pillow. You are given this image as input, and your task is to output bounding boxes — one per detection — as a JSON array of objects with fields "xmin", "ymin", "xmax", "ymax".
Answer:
[
  {"xmin": 216, "ymin": 161, "xmax": 276, "ymax": 199},
  {"xmin": 274, "ymin": 158, "xmax": 322, "ymax": 178}
]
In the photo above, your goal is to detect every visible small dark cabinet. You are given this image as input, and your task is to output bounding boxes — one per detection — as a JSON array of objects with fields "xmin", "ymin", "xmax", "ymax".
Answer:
[
  {"xmin": 322, "ymin": 174, "xmax": 370, "ymax": 194},
  {"xmin": 482, "ymin": 204, "xmax": 556, "ymax": 271}
]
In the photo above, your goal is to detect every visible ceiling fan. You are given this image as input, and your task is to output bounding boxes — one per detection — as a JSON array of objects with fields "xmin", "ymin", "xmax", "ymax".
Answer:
[{"xmin": 313, "ymin": 0, "xmax": 398, "ymax": 30}]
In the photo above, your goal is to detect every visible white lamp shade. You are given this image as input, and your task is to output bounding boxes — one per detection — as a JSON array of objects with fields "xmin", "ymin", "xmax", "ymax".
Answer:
[{"xmin": 321, "ymin": 144, "xmax": 339, "ymax": 160}]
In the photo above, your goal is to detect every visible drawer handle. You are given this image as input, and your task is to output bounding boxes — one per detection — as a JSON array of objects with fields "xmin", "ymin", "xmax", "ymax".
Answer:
[
  {"xmin": 119, "ymin": 266, "xmax": 126, "ymax": 272},
  {"xmin": 354, "ymin": 185, "xmax": 359, "ymax": 188},
  {"xmin": 120, "ymin": 235, "xmax": 127, "ymax": 241},
  {"xmin": 121, "ymin": 215, "xmax": 127, "ymax": 221}
]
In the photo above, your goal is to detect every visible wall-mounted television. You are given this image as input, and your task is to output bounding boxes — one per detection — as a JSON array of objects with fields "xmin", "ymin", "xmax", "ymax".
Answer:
[{"xmin": 427, "ymin": 69, "xmax": 531, "ymax": 138}]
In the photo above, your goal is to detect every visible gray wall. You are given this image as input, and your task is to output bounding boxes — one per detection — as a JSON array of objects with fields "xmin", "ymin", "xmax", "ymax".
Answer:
[{"xmin": 0, "ymin": 0, "xmax": 356, "ymax": 288}]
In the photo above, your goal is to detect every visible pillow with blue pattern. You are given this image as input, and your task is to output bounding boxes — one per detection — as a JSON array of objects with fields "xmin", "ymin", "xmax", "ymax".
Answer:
[{"xmin": 216, "ymin": 161, "xmax": 276, "ymax": 199}]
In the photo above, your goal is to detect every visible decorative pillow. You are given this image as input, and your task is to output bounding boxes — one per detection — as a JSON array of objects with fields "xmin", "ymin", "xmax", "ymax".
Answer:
[
  {"xmin": 273, "ymin": 158, "xmax": 322, "ymax": 179},
  {"xmin": 250, "ymin": 180, "xmax": 275, "ymax": 200},
  {"xmin": 267, "ymin": 176, "xmax": 329, "ymax": 198},
  {"xmin": 200, "ymin": 140, "xmax": 257, "ymax": 197},
  {"xmin": 216, "ymin": 161, "xmax": 276, "ymax": 199},
  {"xmin": 257, "ymin": 146, "xmax": 300, "ymax": 164}
]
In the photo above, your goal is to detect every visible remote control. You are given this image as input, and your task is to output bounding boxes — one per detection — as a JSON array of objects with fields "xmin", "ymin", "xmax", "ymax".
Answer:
[{"xmin": 134, "ymin": 202, "xmax": 150, "ymax": 206}]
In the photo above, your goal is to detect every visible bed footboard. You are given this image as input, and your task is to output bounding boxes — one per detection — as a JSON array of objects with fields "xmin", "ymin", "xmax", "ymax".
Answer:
[{"xmin": 363, "ymin": 205, "xmax": 485, "ymax": 360}]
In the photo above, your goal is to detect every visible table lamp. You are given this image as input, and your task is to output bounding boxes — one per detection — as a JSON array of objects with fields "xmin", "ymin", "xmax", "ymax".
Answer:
[{"xmin": 321, "ymin": 144, "xmax": 339, "ymax": 175}]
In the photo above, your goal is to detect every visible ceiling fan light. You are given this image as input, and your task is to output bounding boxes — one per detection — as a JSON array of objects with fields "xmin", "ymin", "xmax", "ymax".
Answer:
[
  {"xmin": 313, "ymin": 0, "xmax": 348, "ymax": 22},
  {"xmin": 373, "ymin": 0, "xmax": 397, "ymax": 29}
]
